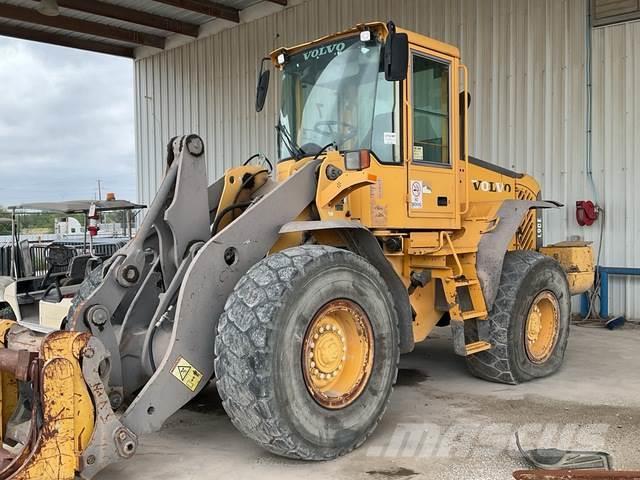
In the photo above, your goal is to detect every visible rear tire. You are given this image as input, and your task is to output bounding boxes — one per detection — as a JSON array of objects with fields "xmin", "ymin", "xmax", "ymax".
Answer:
[
  {"xmin": 465, "ymin": 250, "xmax": 570, "ymax": 384},
  {"xmin": 214, "ymin": 245, "xmax": 399, "ymax": 460}
]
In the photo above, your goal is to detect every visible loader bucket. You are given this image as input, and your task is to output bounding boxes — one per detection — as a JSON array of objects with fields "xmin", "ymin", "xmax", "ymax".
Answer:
[{"xmin": 0, "ymin": 319, "xmax": 95, "ymax": 480}]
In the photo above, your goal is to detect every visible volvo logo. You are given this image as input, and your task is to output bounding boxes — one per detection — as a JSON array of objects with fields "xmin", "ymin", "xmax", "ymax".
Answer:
[
  {"xmin": 472, "ymin": 179, "xmax": 512, "ymax": 193},
  {"xmin": 303, "ymin": 42, "xmax": 346, "ymax": 60}
]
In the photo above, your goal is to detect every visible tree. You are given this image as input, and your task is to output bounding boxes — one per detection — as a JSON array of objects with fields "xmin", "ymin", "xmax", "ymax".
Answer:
[{"xmin": 0, "ymin": 207, "xmax": 11, "ymax": 236}]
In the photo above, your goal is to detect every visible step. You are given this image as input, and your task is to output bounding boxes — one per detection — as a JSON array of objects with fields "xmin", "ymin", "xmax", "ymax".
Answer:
[
  {"xmin": 464, "ymin": 341, "xmax": 492, "ymax": 356},
  {"xmin": 453, "ymin": 279, "xmax": 480, "ymax": 287},
  {"xmin": 451, "ymin": 320, "xmax": 492, "ymax": 356},
  {"xmin": 461, "ymin": 310, "xmax": 488, "ymax": 320}
]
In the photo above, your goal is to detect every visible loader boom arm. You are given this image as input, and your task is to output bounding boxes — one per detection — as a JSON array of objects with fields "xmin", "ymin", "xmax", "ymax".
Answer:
[
  {"xmin": 76, "ymin": 137, "xmax": 320, "ymax": 477},
  {"xmin": 0, "ymin": 136, "xmax": 321, "ymax": 480}
]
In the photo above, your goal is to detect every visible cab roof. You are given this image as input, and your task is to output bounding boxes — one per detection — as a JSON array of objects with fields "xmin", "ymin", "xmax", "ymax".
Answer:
[{"xmin": 271, "ymin": 21, "xmax": 460, "ymax": 62}]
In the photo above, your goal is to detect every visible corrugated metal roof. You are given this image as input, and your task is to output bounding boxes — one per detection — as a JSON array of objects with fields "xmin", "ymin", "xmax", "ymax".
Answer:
[
  {"xmin": 0, "ymin": 0, "xmax": 275, "ymax": 55},
  {"xmin": 0, "ymin": 16, "xmax": 140, "ymax": 47},
  {"xmin": 107, "ymin": 0, "xmax": 262, "ymax": 24},
  {"xmin": 87, "ymin": 0, "xmax": 265, "ymax": 26}
]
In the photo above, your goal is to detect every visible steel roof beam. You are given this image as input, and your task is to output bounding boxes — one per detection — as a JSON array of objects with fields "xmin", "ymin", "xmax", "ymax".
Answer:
[
  {"xmin": 0, "ymin": 23, "xmax": 135, "ymax": 57},
  {"xmin": 151, "ymin": 0, "xmax": 240, "ymax": 23},
  {"xmin": 0, "ymin": 3, "xmax": 165, "ymax": 49},
  {"xmin": 48, "ymin": 0, "xmax": 200, "ymax": 37}
]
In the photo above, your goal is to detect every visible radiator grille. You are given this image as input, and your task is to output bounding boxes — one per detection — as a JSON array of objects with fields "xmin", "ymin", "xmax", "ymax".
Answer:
[{"xmin": 516, "ymin": 186, "xmax": 537, "ymax": 250}]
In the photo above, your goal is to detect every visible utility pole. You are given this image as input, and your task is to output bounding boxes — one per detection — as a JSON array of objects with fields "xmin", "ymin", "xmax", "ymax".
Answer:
[{"xmin": 97, "ymin": 179, "xmax": 102, "ymax": 201}]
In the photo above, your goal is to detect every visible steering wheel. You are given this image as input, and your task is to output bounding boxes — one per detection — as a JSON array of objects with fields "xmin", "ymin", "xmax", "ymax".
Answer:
[
  {"xmin": 313, "ymin": 120, "xmax": 358, "ymax": 144},
  {"xmin": 42, "ymin": 280, "xmax": 63, "ymax": 303}
]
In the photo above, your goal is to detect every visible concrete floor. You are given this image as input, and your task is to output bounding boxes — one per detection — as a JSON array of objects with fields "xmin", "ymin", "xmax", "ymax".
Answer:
[{"xmin": 98, "ymin": 324, "xmax": 640, "ymax": 480}]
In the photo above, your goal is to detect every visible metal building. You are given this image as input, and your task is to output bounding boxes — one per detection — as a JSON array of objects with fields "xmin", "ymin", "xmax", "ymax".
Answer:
[
  {"xmin": 132, "ymin": 0, "xmax": 640, "ymax": 318},
  {"xmin": 0, "ymin": 0, "xmax": 638, "ymax": 317}
]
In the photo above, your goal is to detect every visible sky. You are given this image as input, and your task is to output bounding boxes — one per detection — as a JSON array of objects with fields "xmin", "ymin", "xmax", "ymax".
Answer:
[{"xmin": 0, "ymin": 37, "xmax": 136, "ymax": 208}]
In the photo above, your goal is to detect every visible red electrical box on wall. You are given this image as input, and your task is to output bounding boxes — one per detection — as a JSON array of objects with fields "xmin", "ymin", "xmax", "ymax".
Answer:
[{"xmin": 576, "ymin": 200, "xmax": 598, "ymax": 226}]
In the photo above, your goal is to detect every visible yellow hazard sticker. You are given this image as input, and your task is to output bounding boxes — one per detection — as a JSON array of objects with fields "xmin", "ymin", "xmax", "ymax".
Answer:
[{"xmin": 171, "ymin": 356, "xmax": 203, "ymax": 392}]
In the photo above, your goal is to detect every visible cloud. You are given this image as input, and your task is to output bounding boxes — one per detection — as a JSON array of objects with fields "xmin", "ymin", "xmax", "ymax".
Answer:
[{"xmin": 0, "ymin": 37, "xmax": 135, "ymax": 207}]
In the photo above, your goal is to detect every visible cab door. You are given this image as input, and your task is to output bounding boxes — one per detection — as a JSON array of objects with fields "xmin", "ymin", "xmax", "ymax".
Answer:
[{"xmin": 406, "ymin": 48, "xmax": 458, "ymax": 227}]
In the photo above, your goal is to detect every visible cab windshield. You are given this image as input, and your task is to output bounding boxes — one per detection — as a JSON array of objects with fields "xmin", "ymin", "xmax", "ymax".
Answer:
[{"xmin": 278, "ymin": 34, "xmax": 400, "ymax": 163}]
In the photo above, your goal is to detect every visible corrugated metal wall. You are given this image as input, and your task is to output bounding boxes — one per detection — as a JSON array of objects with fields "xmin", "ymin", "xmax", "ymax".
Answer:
[
  {"xmin": 133, "ymin": 0, "xmax": 640, "ymax": 317},
  {"xmin": 591, "ymin": 21, "xmax": 640, "ymax": 318}
]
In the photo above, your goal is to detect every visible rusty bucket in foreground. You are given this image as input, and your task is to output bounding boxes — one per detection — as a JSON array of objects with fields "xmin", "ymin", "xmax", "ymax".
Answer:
[
  {"xmin": 0, "ymin": 319, "xmax": 95, "ymax": 480},
  {"xmin": 514, "ymin": 470, "xmax": 640, "ymax": 480}
]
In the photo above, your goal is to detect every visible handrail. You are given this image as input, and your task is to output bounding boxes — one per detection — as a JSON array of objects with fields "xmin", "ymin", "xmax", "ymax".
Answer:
[
  {"xmin": 459, "ymin": 63, "xmax": 470, "ymax": 215},
  {"xmin": 444, "ymin": 232, "xmax": 464, "ymax": 277}
]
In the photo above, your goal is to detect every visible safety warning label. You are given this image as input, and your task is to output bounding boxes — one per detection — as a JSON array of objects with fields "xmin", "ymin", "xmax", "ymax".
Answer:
[
  {"xmin": 410, "ymin": 180, "xmax": 423, "ymax": 209},
  {"xmin": 171, "ymin": 356, "xmax": 203, "ymax": 392}
]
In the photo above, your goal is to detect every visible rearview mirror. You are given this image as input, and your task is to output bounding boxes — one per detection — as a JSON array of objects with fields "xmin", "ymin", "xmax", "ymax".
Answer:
[
  {"xmin": 255, "ymin": 69, "xmax": 270, "ymax": 112},
  {"xmin": 459, "ymin": 91, "xmax": 471, "ymax": 112},
  {"xmin": 384, "ymin": 23, "xmax": 408, "ymax": 82},
  {"xmin": 256, "ymin": 57, "xmax": 271, "ymax": 112}
]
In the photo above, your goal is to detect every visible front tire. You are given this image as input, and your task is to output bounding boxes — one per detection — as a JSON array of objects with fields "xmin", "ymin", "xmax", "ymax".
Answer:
[
  {"xmin": 214, "ymin": 245, "xmax": 399, "ymax": 460},
  {"xmin": 465, "ymin": 250, "xmax": 571, "ymax": 384}
]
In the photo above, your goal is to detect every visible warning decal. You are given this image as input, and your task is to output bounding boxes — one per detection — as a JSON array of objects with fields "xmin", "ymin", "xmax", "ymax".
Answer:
[
  {"xmin": 383, "ymin": 132, "xmax": 397, "ymax": 145},
  {"xmin": 410, "ymin": 180, "xmax": 423, "ymax": 209},
  {"xmin": 171, "ymin": 356, "xmax": 203, "ymax": 392}
]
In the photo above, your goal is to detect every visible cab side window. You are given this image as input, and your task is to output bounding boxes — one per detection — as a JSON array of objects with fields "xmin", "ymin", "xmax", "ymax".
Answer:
[{"xmin": 412, "ymin": 55, "xmax": 450, "ymax": 164}]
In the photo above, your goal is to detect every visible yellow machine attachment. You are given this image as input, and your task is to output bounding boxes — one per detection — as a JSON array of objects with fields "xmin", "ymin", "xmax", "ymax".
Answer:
[
  {"xmin": 0, "ymin": 320, "xmax": 94, "ymax": 479},
  {"xmin": 540, "ymin": 242, "xmax": 595, "ymax": 295}
]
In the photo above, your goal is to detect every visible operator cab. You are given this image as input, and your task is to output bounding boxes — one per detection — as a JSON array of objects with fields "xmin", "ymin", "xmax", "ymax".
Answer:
[
  {"xmin": 259, "ymin": 21, "xmax": 468, "ymax": 230},
  {"xmin": 276, "ymin": 32, "xmax": 402, "ymax": 164}
]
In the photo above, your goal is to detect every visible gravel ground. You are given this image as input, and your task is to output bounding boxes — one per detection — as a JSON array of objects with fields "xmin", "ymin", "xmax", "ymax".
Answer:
[{"xmin": 95, "ymin": 324, "xmax": 640, "ymax": 480}]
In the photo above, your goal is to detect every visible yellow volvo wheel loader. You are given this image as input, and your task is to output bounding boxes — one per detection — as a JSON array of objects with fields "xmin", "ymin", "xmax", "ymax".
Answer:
[{"xmin": 0, "ymin": 21, "xmax": 594, "ymax": 478}]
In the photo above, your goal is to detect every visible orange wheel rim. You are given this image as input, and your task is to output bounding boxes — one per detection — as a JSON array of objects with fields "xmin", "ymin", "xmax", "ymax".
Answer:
[
  {"xmin": 525, "ymin": 291, "xmax": 560, "ymax": 364},
  {"xmin": 302, "ymin": 300, "xmax": 374, "ymax": 409}
]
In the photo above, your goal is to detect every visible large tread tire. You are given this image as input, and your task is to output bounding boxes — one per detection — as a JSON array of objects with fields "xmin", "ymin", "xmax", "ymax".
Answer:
[
  {"xmin": 214, "ymin": 245, "xmax": 399, "ymax": 460},
  {"xmin": 465, "ymin": 250, "xmax": 571, "ymax": 384}
]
